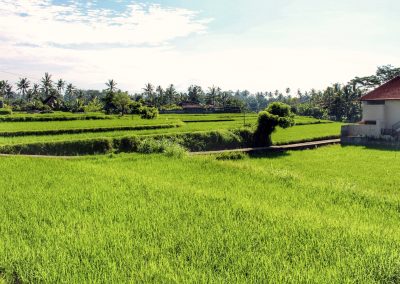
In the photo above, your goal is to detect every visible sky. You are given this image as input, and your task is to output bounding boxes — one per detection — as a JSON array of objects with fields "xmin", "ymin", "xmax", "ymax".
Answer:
[{"xmin": 0, "ymin": 0, "xmax": 399, "ymax": 93}]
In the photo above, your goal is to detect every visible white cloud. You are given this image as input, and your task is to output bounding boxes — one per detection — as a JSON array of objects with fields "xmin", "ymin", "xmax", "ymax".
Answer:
[
  {"xmin": 0, "ymin": 0, "xmax": 210, "ymax": 47},
  {"xmin": 0, "ymin": 0, "xmax": 399, "ymax": 93}
]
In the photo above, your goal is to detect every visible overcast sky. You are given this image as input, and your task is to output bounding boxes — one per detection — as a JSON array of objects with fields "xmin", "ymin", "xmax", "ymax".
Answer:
[{"xmin": 0, "ymin": 0, "xmax": 399, "ymax": 93}]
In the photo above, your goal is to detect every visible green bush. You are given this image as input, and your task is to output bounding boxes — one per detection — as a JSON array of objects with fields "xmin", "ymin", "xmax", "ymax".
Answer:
[
  {"xmin": 140, "ymin": 107, "xmax": 159, "ymax": 119},
  {"xmin": 254, "ymin": 103, "xmax": 295, "ymax": 147},
  {"xmin": 0, "ymin": 130, "xmax": 247, "ymax": 156},
  {"xmin": 0, "ymin": 108, "xmax": 12, "ymax": 115},
  {"xmin": 136, "ymin": 139, "xmax": 169, "ymax": 154},
  {"xmin": 163, "ymin": 143, "xmax": 188, "ymax": 158},
  {"xmin": 0, "ymin": 139, "xmax": 113, "ymax": 156},
  {"xmin": 215, "ymin": 151, "xmax": 248, "ymax": 160},
  {"xmin": 266, "ymin": 102, "xmax": 292, "ymax": 117},
  {"xmin": 114, "ymin": 136, "xmax": 141, "ymax": 153}
]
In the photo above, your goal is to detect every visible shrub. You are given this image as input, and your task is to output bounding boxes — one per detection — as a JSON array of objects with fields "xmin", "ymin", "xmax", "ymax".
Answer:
[
  {"xmin": 140, "ymin": 106, "xmax": 159, "ymax": 119},
  {"xmin": 163, "ymin": 143, "xmax": 188, "ymax": 158},
  {"xmin": 40, "ymin": 105, "xmax": 53, "ymax": 114},
  {"xmin": 136, "ymin": 138, "xmax": 169, "ymax": 154},
  {"xmin": 0, "ymin": 108, "xmax": 12, "ymax": 115},
  {"xmin": 266, "ymin": 102, "xmax": 292, "ymax": 117},
  {"xmin": 216, "ymin": 151, "xmax": 248, "ymax": 160},
  {"xmin": 84, "ymin": 98, "xmax": 103, "ymax": 113},
  {"xmin": 129, "ymin": 101, "xmax": 142, "ymax": 114},
  {"xmin": 254, "ymin": 103, "xmax": 295, "ymax": 147},
  {"xmin": 114, "ymin": 136, "xmax": 141, "ymax": 153},
  {"xmin": 0, "ymin": 138, "xmax": 113, "ymax": 156}
]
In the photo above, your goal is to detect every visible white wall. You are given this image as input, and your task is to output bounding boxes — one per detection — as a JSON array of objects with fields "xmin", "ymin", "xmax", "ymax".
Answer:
[
  {"xmin": 362, "ymin": 102, "xmax": 385, "ymax": 124},
  {"xmin": 384, "ymin": 101, "xmax": 400, "ymax": 128},
  {"xmin": 343, "ymin": 124, "xmax": 381, "ymax": 138}
]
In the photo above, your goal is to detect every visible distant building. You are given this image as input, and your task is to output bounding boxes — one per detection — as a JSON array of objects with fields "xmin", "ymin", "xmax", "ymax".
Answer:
[
  {"xmin": 43, "ymin": 95, "xmax": 60, "ymax": 109},
  {"xmin": 181, "ymin": 103, "xmax": 204, "ymax": 113},
  {"xmin": 342, "ymin": 76, "xmax": 400, "ymax": 143}
]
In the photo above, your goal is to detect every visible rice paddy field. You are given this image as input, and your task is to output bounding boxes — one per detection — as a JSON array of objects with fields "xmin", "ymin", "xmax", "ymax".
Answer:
[
  {"xmin": 0, "ymin": 112, "xmax": 340, "ymax": 147},
  {"xmin": 1, "ymin": 145, "xmax": 400, "ymax": 282}
]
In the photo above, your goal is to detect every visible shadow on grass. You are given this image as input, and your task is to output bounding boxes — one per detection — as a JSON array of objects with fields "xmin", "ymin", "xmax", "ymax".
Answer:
[
  {"xmin": 341, "ymin": 144, "xmax": 400, "ymax": 152},
  {"xmin": 248, "ymin": 150, "xmax": 291, "ymax": 159}
]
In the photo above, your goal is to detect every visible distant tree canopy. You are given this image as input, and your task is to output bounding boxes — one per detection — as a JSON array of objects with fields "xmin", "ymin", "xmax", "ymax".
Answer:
[{"xmin": 0, "ymin": 65, "xmax": 399, "ymax": 121}]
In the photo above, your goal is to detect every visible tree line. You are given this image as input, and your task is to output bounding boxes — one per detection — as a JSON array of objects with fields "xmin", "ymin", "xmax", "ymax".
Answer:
[{"xmin": 0, "ymin": 65, "xmax": 399, "ymax": 121}]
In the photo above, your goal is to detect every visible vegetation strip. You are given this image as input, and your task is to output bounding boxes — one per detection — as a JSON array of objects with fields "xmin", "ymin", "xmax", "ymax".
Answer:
[
  {"xmin": 0, "ymin": 129, "xmax": 340, "ymax": 156},
  {"xmin": 190, "ymin": 139, "xmax": 341, "ymax": 155},
  {"xmin": 0, "ymin": 123, "xmax": 182, "ymax": 137},
  {"xmin": 0, "ymin": 114, "xmax": 110, "ymax": 122}
]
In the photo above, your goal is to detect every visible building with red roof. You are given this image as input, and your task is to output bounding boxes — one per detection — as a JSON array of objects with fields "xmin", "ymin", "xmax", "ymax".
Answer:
[{"xmin": 342, "ymin": 76, "xmax": 400, "ymax": 140}]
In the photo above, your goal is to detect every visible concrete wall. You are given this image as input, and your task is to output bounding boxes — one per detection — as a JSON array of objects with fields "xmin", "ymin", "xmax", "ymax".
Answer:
[
  {"xmin": 341, "ymin": 124, "xmax": 381, "ymax": 138},
  {"xmin": 362, "ymin": 101, "xmax": 400, "ymax": 129},
  {"xmin": 362, "ymin": 102, "xmax": 384, "ymax": 124},
  {"xmin": 384, "ymin": 101, "xmax": 400, "ymax": 128}
]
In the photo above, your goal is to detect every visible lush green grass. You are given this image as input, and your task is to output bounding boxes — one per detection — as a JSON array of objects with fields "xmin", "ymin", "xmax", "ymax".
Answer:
[
  {"xmin": 0, "ymin": 122, "xmax": 342, "ymax": 147},
  {"xmin": 0, "ymin": 116, "xmax": 181, "ymax": 132},
  {"xmin": 0, "ymin": 114, "xmax": 327, "ymax": 132},
  {"xmin": 272, "ymin": 123, "xmax": 342, "ymax": 144},
  {"xmin": 0, "ymin": 146, "xmax": 399, "ymax": 282}
]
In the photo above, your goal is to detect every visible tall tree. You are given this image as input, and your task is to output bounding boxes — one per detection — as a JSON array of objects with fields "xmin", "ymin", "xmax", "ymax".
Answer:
[
  {"xmin": 64, "ymin": 83, "xmax": 75, "ymax": 103},
  {"xmin": 16, "ymin": 77, "xmax": 30, "ymax": 98},
  {"xmin": 156, "ymin": 85, "xmax": 164, "ymax": 107},
  {"xmin": 187, "ymin": 85, "xmax": 204, "ymax": 104},
  {"xmin": 56, "ymin": 79, "xmax": 66, "ymax": 96},
  {"xmin": 164, "ymin": 84, "xmax": 177, "ymax": 105},
  {"xmin": 41, "ymin": 72, "xmax": 53, "ymax": 99},
  {"xmin": 206, "ymin": 86, "xmax": 221, "ymax": 106},
  {"xmin": 105, "ymin": 79, "xmax": 117, "ymax": 94},
  {"xmin": 29, "ymin": 83, "xmax": 40, "ymax": 102},
  {"xmin": 143, "ymin": 83, "xmax": 155, "ymax": 105}
]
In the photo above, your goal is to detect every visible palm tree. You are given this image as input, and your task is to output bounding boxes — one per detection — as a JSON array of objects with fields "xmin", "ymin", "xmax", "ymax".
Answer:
[
  {"xmin": 106, "ymin": 79, "xmax": 117, "ymax": 94},
  {"xmin": 188, "ymin": 85, "xmax": 204, "ymax": 104},
  {"xmin": 65, "ymin": 83, "xmax": 75, "ymax": 103},
  {"xmin": 56, "ymin": 79, "xmax": 65, "ymax": 96},
  {"xmin": 4, "ymin": 82, "xmax": 14, "ymax": 101},
  {"xmin": 28, "ymin": 83, "xmax": 40, "ymax": 102},
  {"xmin": 143, "ymin": 83, "xmax": 155, "ymax": 105},
  {"xmin": 41, "ymin": 72, "xmax": 53, "ymax": 98},
  {"xmin": 165, "ymin": 84, "xmax": 177, "ymax": 105},
  {"xmin": 0, "ymin": 80, "xmax": 7, "ymax": 98},
  {"xmin": 17, "ymin": 78, "xmax": 30, "ymax": 99},
  {"xmin": 207, "ymin": 85, "xmax": 221, "ymax": 106},
  {"xmin": 156, "ymin": 85, "xmax": 164, "ymax": 107}
]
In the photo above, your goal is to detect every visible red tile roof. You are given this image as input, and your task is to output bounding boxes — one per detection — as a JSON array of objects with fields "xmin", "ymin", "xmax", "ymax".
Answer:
[{"xmin": 361, "ymin": 76, "xmax": 400, "ymax": 101}]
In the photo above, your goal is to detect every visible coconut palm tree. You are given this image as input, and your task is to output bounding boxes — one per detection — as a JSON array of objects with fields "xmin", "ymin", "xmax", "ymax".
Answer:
[
  {"xmin": 143, "ymin": 83, "xmax": 155, "ymax": 105},
  {"xmin": 56, "ymin": 79, "xmax": 65, "ymax": 96},
  {"xmin": 156, "ymin": 85, "xmax": 164, "ymax": 107},
  {"xmin": 0, "ymin": 80, "xmax": 6, "ymax": 98},
  {"xmin": 17, "ymin": 77, "xmax": 30, "ymax": 99},
  {"xmin": 106, "ymin": 79, "xmax": 117, "ymax": 94},
  {"xmin": 41, "ymin": 72, "xmax": 53, "ymax": 98},
  {"xmin": 206, "ymin": 85, "xmax": 221, "ymax": 106},
  {"xmin": 4, "ymin": 82, "xmax": 14, "ymax": 101},
  {"xmin": 64, "ymin": 83, "xmax": 75, "ymax": 103},
  {"xmin": 29, "ymin": 83, "xmax": 40, "ymax": 102},
  {"xmin": 164, "ymin": 84, "xmax": 177, "ymax": 105}
]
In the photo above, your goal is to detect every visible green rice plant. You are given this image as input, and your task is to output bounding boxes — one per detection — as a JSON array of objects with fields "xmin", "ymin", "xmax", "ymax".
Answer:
[
  {"xmin": 0, "ymin": 108, "xmax": 12, "ymax": 115},
  {"xmin": 215, "ymin": 151, "xmax": 248, "ymax": 160},
  {"xmin": 0, "ymin": 146, "xmax": 400, "ymax": 282}
]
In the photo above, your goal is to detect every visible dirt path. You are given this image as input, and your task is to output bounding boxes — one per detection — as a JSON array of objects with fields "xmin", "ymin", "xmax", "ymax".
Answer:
[{"xmin": 190, "ymin": 139, "xmax": 341, "ymax": 155}]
